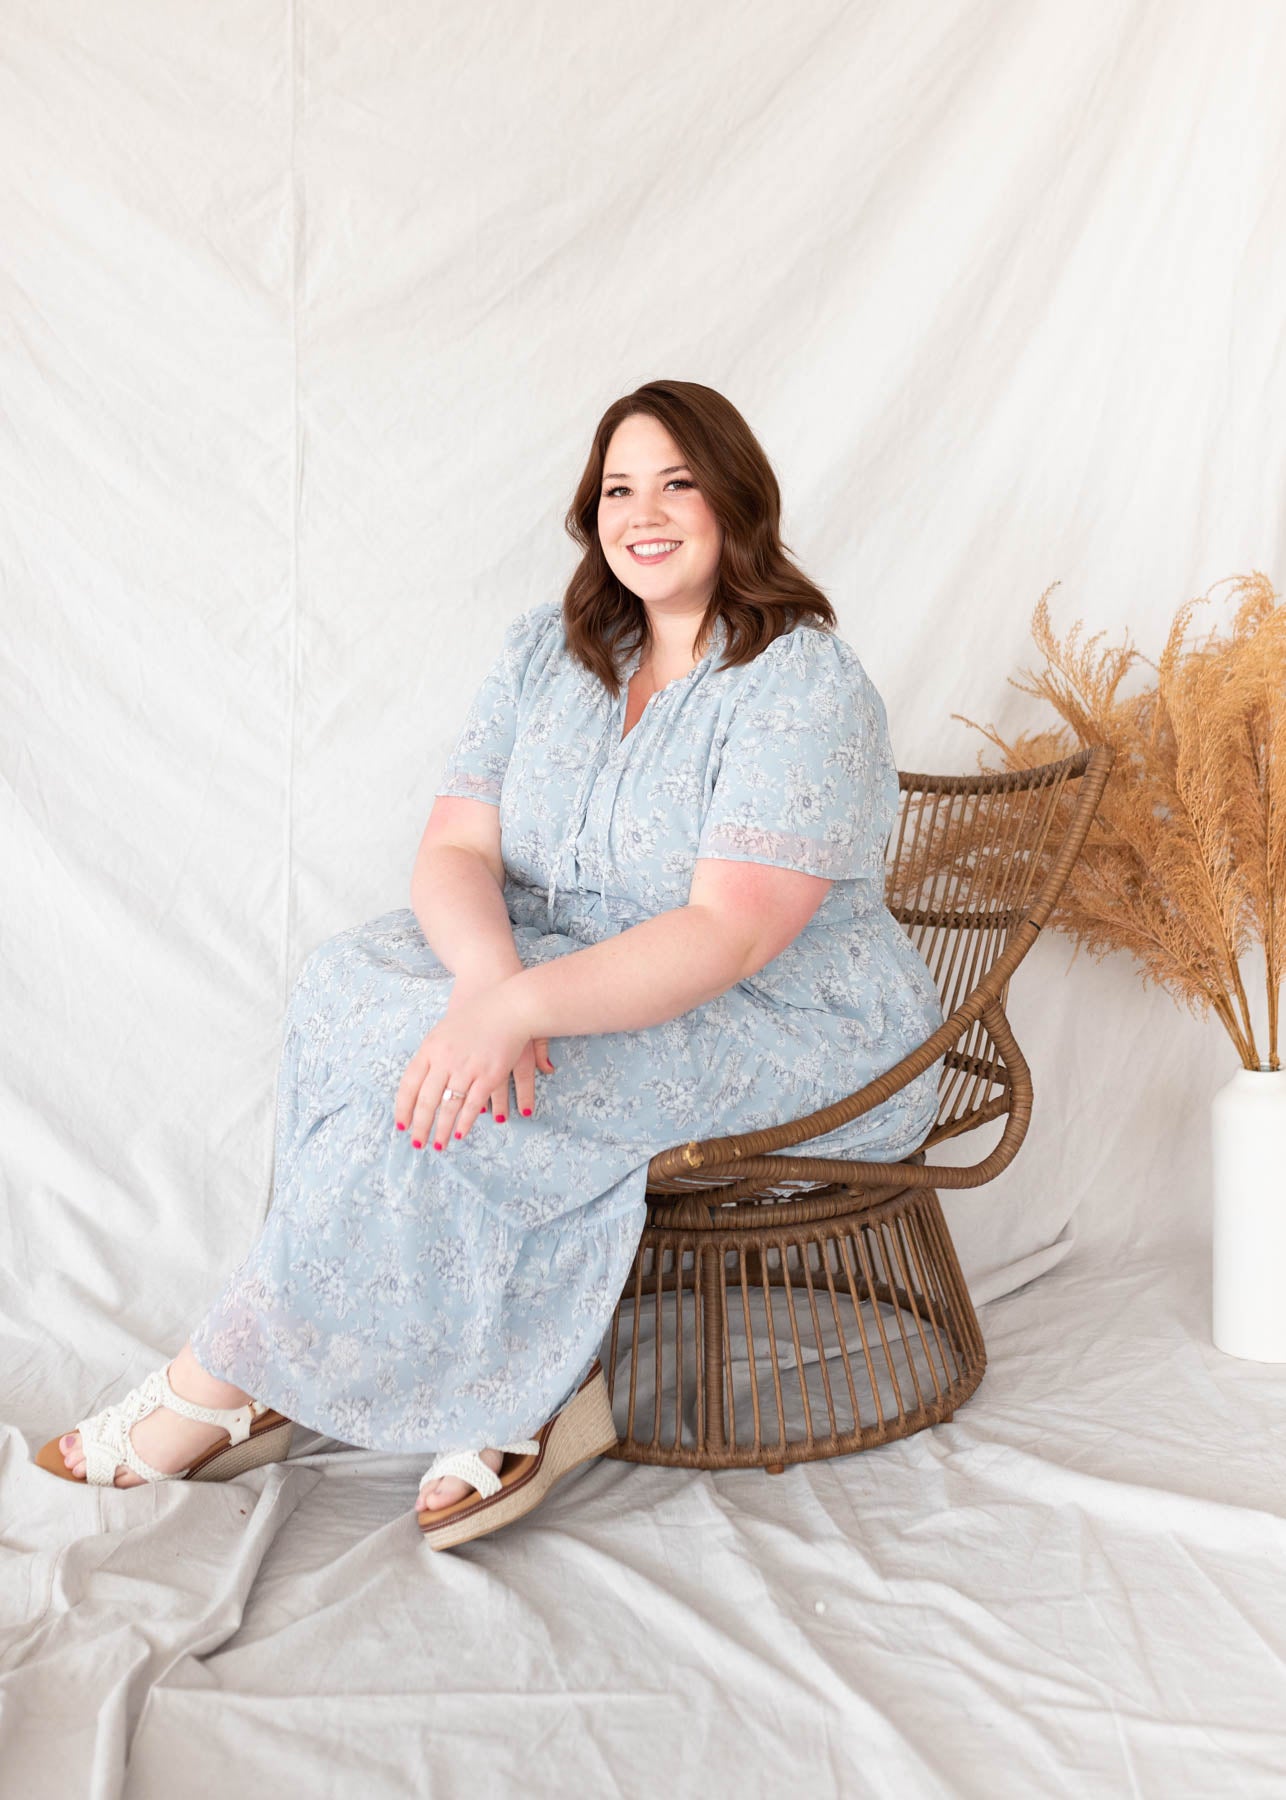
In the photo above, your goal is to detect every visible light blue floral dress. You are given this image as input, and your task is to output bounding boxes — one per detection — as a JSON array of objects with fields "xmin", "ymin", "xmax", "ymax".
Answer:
[{"xmin": 189, "ymin": 603, "xmax": 944, "ymax": 1454}]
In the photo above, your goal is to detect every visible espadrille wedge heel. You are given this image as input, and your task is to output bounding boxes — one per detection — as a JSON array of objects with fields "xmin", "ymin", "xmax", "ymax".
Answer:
[
  {"xmin": 35, "ymin": 1359, "xmax": 294, "ymax": 1487},
  {"xmin": 417, "ymin": 1358, "xmax": 618, "ymax": 1551}
]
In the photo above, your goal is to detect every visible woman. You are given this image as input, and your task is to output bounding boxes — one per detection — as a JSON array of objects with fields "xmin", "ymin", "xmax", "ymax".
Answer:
[{"xmin": 37, "ymin": 381, "xmax": 945, "ymax": 1549}]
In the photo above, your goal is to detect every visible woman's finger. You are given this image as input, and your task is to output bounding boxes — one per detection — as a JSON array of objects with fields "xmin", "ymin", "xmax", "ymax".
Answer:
[
  {"xmin": 394, "ymin": 1040, "xmax": 433, "ymax": 1131},
  {"xmin": 410, "ymin": 1072, "xmax": 464, "ymax": 1148},
  {"xmin": 512, "ymin": 1043, "xmax": 536, "ymax": 1119},
  {"xmin": 441, "ymin": 1078, "xmax": 486, "ymax": 1144}
]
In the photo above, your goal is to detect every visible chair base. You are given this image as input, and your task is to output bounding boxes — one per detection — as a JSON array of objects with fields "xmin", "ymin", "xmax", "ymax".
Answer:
[{"xmin": 602, "ymin": 1184, "xmax": 985, "ymax": 1470}]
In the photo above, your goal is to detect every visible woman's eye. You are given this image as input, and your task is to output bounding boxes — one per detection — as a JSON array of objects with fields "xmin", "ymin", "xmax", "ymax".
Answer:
[{"xmin": 602, "ymin": 478, "xmax": 694, "ymax": 498}]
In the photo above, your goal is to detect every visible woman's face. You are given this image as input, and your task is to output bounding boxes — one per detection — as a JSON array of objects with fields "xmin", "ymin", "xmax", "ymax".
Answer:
[{"xmin": 597, "ymin": 413, "xmax": 722, "ymax": 612}]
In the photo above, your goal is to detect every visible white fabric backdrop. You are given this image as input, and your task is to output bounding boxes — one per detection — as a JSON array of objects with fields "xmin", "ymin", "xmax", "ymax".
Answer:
[{"xmin": 3, "ymin": 1, "xmax": 1285, "ymax": 1793}]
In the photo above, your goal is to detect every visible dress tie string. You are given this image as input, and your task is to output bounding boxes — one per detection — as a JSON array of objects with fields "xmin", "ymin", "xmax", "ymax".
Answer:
[
  {"xmin": 542, "ymin": 619, "xmax": 724, "ymax": 934},
  {"xmin": 546, "ymin": 751, "xmax": 606, "ymax": 934}
]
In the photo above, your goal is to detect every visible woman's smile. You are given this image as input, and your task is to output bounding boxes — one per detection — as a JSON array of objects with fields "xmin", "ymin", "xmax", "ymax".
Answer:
[{"xmin": 627, "ymin": 539, "xmax": 682, "ymax": 564}]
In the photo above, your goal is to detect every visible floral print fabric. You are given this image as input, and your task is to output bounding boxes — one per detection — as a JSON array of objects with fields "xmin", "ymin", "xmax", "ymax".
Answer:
[{"xmin": 189, "ymin": 603, "xmax": 945, "ymax": 1454}]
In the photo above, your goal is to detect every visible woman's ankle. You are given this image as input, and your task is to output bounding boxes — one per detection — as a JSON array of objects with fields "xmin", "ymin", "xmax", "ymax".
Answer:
[{"xmin": 169, "ymin": 1342, "xmax": 253, "ymax": 1409}]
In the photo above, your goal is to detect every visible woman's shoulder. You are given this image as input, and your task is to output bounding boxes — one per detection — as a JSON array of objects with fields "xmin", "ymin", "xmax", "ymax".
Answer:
[
  {"xmin": 490, "ymin": 600, "xmax": 566, "ymax": 685},
  {"xmin": 740, "ymin": 619, "xmax": 875, "ymax": 693},
  {"xmin": 503, "ymin": 598, "xmax": 564, "ymax": 646},
  {"xmin": 716, "ymin": 620, "xmax": 890, "ymax": 756}
]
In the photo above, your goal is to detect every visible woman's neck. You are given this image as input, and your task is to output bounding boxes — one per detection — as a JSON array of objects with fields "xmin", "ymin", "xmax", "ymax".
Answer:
[{"xmin": 637, "ymin": 607, "xmax": 709, "ymax": 683}]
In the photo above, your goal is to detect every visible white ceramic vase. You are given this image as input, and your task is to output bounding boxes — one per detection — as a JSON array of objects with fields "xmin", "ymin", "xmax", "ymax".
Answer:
[{"xmin": 1210, "ymin": 1065, "xmax": 1286, "ymax": 1361}]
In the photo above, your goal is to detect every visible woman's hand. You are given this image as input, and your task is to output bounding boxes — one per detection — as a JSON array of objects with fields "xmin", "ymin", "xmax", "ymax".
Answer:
[
  {"xmin": 395, "ymin": 976, "xmax": 552, "ymax": 1149},
  {"xmin": 446, "ymin": 968, "xmax": 555, "ymax": 1117}
]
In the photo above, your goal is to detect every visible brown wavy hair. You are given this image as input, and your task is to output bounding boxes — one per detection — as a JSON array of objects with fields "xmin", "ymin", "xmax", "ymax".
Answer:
[{"xmin": 561, "ymin": 379, "xmax": 838, "ymax": 697}]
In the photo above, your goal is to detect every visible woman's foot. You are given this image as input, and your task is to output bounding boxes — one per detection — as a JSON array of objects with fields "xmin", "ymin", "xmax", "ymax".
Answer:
[
  {"xmin": 58, "ymin": 1342, "xmax": 256, "ymax": 1487},
  {"xmin": 417, "ymin": 1448, "xmax": 504, "ymax": 1513}
]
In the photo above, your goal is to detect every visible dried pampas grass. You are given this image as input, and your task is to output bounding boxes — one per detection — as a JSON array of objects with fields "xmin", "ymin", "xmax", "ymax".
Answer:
[{"xmin": 951, "ymin": 571, "xmax": 1284, "ymax": 1071}]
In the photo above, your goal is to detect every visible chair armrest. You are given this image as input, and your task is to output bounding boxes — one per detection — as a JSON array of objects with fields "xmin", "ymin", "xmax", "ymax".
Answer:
[{"xmin": 649, "ymin": 916, "xmax": 1042, "ymax": 1191}]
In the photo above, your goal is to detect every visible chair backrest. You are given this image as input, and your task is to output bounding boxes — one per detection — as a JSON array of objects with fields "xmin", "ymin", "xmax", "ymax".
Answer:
[{"xmin": 884, "ymin": 746, "xmax": 1112, "ymax": 1148}]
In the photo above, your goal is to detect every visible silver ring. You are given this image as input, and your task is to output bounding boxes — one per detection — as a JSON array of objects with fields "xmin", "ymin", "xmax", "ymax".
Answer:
[{"xmin": 443, "ymin": 1087, "xmax": 465, "ymax": 1100}]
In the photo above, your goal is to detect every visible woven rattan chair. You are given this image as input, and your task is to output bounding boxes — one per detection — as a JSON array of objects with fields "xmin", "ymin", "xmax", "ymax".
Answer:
[{"xmin": 602, "ymin": 743, "xmax": 1114, "ymax": 1472}]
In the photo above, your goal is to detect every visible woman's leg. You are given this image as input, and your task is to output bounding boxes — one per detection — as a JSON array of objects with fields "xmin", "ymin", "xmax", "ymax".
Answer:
[{"xmin": 59, "ymin": 1340, "xmax": 257, "ymax": 1486}]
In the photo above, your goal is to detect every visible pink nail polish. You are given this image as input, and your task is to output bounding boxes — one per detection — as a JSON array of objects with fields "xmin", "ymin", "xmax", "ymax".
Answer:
[
  {"xmin": 495, "ymin": 1113, "xmax": 506, "ymax": 1123},
  {"xmin": 433, "ymin": 1141, "xmax": 443, "ymax": 1151},
  {"xmin": 522, "ymin": 1107, "xmax": 532, "ymax": 1116},
  {"xmin": 396, "ymin": 1122, "xmax": 406, "ymax": 1131},
  {"xmin": 411, "ymin": 1139, "xmax": 422, "ymax": 1148},
  {"xmin": 454, "ymin": 1131, "xmax": 462, "ymax": 1139}
]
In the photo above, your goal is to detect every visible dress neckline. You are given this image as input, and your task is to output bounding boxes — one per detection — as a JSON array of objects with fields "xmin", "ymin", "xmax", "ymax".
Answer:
[
  {"xmin": 548, "ymin": 612, "xmax": 729, "ymax": 929},
  {"xmin": 613, "ymin": 614, "xmax": 728, "ymax": 747}
]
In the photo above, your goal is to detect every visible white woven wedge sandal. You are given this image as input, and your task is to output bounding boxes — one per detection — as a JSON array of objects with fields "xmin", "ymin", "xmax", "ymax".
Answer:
[
  {"xmin": 417, "ymin": 1358, "xmax": 618, "ymax": 1551},
  {"xmin": 35, "ymin": 1360, "xmax": 295, "ymax": 1487}
]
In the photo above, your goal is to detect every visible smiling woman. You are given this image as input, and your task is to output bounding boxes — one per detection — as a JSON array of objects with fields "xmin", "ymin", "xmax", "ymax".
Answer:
[{"xmin": 38, "ymin": 380, "xmax": 944, "ymax": 1554}]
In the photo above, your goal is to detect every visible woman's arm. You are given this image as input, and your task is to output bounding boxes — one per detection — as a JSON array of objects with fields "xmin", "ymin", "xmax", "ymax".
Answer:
[
  {"xmin": 500, "ymin": 861, "xmax": 832, "ymax": 1040},
  {"xmin": 411, "ymin": 798, "xmax": 522, "ymax": 981}
]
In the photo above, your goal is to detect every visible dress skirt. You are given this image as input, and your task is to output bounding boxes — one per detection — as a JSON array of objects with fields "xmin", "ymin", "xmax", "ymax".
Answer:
[{"xmin": 187, "ymin": 886, "xmax": 941, "ymax": 1456}]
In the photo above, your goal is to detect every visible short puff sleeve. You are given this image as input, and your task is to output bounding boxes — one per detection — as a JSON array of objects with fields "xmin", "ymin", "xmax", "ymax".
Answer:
[
  {"xmin": 434, "ymin": 601, "xmax": 560, "ymax": 806},
  {"xmin": 696, "ymin": 625, "xmax": 899, "ymax": 882}
]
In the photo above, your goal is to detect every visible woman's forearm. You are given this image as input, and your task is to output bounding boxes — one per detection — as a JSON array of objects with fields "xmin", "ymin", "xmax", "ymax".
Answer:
[
  {"xmin": 411, "ymin": 844, "xmax": 522, "ymax": 980},
  {"xmin": 500, "ymin": 905, "xmax": 749, "ymax": 1040}
]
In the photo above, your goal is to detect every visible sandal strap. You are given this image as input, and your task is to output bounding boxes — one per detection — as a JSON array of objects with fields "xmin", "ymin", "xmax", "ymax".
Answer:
[
  {"xmin": 74, "ymin": 1362, "xmax": 268, "ymax": 1487},
  {"xmin": 421, "ymin": 1439, "xmax": 540, "ymax": 1502},
  {"xmin": 152, "ymin": 1363, "xmax": 267, "ymax": 1444},
  {"xmin": 78, "ymin": 1402, "xmax": 171, "ymax": 1486}
]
